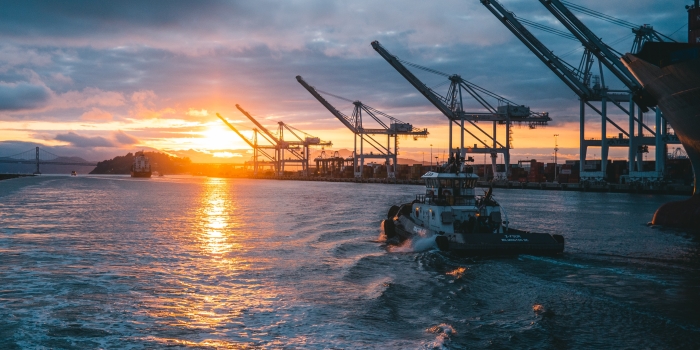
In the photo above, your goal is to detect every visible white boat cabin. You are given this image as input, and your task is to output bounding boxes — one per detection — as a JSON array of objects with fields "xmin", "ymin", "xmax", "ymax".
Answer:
[{"xmin": 410, "ymin": 171, "xmax": 505, "ymax": 234}]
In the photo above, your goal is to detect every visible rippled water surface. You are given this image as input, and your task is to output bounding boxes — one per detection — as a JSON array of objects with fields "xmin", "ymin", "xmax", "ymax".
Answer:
[{"xmin": 1, "ymin": 175, "xmax": 700, "ymax": 349}]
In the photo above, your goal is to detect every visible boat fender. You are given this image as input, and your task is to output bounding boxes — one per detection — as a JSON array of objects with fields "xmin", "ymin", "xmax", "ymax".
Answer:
[
  {"xmin": 387, "ymin": 205, "xmax": 400, "ymax": 219},
  {"xmin": 553, "ymin": 234, "xmax": 564, "ymax": 244},
  {"xmin": 435, "ymin": 236, "xmax": 449, "ymax": 251},
  {"xmin": 382, "ymin": 219, "xmax": 396, "ymax": 239}
]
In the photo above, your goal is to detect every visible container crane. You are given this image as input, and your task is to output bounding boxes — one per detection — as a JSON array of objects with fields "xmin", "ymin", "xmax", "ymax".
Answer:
[
  {"xmin": 277, "ymin": 120, "xmax": 333, "ymax": 176},
  {"xmin": 297, "ymin": 75, "xmax": 428, "ymax": 178},
  {"xmin": 371, "ymin": 40, "xmax": 551, "ymax": 179},
  {"xmin": 480, "ymin": 0, "xmax": 679, "ymax": 181},
  {"xmin": 216, "ymin": 113, "xmax": 277, "ymax": 175},
  {"xmin": 537, "ymin": 0, "xmax": 677, "ymax": 177},
  {"xmin": 236, "ymin": 104, "xmax": 331, "ymax": 176}
]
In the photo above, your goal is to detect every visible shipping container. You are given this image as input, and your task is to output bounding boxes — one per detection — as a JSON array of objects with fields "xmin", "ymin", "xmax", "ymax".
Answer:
[{"xmin": 689, "ymin": 7, "xmax": 700, "ymax": 31}]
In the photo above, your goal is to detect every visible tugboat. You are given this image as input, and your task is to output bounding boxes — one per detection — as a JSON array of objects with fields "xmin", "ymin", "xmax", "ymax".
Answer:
[
  {"xmin": 131, "ymin": 151, "xmax": 152, "ymax": 178},
  {"xmin": 382, "ymin": 153, "xmax": 564, "ymax": 255}
]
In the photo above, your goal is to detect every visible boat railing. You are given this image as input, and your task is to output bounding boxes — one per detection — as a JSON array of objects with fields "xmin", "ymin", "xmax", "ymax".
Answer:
[{"xmin": 415, "ymin": 194, "xmax": 438, "ymax": 204}]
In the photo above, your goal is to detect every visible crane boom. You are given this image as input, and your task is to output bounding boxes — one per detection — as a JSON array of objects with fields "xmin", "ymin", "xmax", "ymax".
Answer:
[
  {"xmin": 216, "ymin": 113, "xmax": 256, "ymax": 149},
  {"xmin": 296, "ymin": 76, "xmax": 358, "ymax": 133},
  {"xmin": 480, "ymin": 0, "xmax": 594, "ymax": 99},
  {"xmin": 371, "ymin": 41, "xmax": 457, "ymax": 120},
  {"xmin": 235, "ymin": 104, "xmax": 280, "ymax": 144},
  {"xmin": 480, "ymin": 0, "xmax": 629, "ymax": 135},
  {"xmin": 537, "ymin": 0, "xmax": 640, "ymax": 92}
]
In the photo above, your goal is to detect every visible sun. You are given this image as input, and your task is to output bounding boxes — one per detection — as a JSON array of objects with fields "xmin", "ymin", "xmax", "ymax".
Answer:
[{"xmin": 198, "ymin": 123, "xmax": 250, "ymax": 150}]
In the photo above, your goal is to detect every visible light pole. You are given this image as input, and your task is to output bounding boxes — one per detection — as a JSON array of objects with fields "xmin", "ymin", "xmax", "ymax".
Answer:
[
  {"xmin": 430, "ymin": 144, "xmax": 433, "ymax": 171},
  {"xmin": 554, "ymin": 134, "xmax": 559, "ymax": 183}
]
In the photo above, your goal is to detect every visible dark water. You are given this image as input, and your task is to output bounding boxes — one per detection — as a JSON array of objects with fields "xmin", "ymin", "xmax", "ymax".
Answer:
[{"xmin": 1, "ymin": 175, "xmax": 699, "ymax": 349}]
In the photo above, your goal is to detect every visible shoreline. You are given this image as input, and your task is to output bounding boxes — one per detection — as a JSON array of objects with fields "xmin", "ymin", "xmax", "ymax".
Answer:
[
  {"xmin": 231, "ymin": 175, "xmax": 694, "ymax": 196},
  {"xmin": 5, "ymin": 173, "xmax": 692, "ymax": 196},
  {"xmin": 0, "ymin": 174, "xmax": 35, "ymax": 181}
]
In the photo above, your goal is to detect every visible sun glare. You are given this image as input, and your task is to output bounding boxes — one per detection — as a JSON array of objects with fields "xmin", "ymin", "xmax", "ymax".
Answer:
[{"xmin": 199, "ymin": 124, "xmax": 247, "ymax": 150}]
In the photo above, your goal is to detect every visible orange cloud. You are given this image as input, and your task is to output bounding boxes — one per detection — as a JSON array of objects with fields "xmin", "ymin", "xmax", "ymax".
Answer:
[
  {"xmin": 80, "ymin": 107, "xmax": 113, "ymax": 121},
  {"xmin": 128, "ymin": 90, "xmax": 176, "ymax": 120},
  {"xmin": 186, "ymin": 108, "xmax": 209, "ymax": 117}
]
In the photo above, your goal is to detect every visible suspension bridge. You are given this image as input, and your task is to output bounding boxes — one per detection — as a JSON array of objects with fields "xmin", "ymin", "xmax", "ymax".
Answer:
[{"xmin": 0, "ymin": 147, "xmax": 97, "ymax": 174}]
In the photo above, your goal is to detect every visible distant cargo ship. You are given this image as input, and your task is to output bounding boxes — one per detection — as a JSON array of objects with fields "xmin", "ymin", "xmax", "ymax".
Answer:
[{"xmin": 131, "ymin": 151, "xmax": 152, "ymax": 178}]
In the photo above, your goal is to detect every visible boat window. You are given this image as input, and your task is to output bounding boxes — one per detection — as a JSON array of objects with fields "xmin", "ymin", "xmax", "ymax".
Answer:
[
  {"xmin": 454, "ymin": 197, "xmax": 475, "ymax": 206},
  {"xmin": 439, "ymin": 179, "xmax": 454, "ymax": 187},
  {"xmin": 461, "ymin": 179, "xmax": 477, "ymax": 188}
]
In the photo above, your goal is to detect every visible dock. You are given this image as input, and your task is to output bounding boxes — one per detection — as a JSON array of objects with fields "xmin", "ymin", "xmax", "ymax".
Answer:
[{"xmin": 235, "ymin": 174, "xmax": 693, "ymax": 196}]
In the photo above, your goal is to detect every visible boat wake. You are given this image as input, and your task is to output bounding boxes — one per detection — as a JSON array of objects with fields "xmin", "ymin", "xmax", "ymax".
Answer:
[
  {"xmin": 380, "ymin": 222, "xmax": 438, "ymax": 253},
  {"xmin": 388, "ymin": 234, "xmax": 437, "ymax": 253}
]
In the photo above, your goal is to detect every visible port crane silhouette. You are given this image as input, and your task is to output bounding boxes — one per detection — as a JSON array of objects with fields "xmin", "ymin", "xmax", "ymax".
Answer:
[
  {"xmin": 216, "ymin": 112, "xmax": 277, "ymax": 175},
  {"xmin": 480, "ymin": 0, "xmax": 679, "ymax": 181},
  {"xmin": 217, "ymin": 105, "xmax": 331, "ymax": 176},
  {"xmin": 297, "ymin": 75, "xmax": 428, "ymax": 178},
  {"xmin": 371, "ymin": 40, "xmax": 550, "ymax": 179}
]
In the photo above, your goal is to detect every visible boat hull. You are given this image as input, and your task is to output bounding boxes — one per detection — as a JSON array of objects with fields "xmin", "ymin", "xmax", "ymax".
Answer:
[
  {"xmin": 130, "ymin": 171, "xmax": 152, "ymax": 178},
  {"xmin": 622, "ymin": 44, "xmax": 700, "ymax": 229},
  {"xmin": 390, "ymin": 214, "xmax": 564, "ymax": 255}
]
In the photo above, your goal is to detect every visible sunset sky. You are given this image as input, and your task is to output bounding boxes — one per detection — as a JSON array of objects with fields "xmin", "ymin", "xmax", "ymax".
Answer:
[{"xmin": 0, "ymin": 0, "xmax": 688, "ymax": 164}]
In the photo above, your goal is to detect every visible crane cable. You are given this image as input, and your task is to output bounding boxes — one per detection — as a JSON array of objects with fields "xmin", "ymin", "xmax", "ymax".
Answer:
[
  {"xmin": 561, "ymin": 0, "xmax": 638, "ymax": 29},
  {"xmin": 561, "ymin": 0, "xmax": 674, "ymax": 42},
  {"xmin": 516, "ymin": 16, "xmax": 578, "ymax": 41},
  {"xmin": 317, "ymin": 88, "xmax": 411, "ymax": 126},
  {"xmin": 395, "ymin": 55, "xmax": 523, "ymax": 108}
]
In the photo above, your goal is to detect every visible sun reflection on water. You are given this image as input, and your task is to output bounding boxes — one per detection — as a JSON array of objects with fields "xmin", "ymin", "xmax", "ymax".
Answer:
[
  {"xmin": 199, "ymin": 177, "xmax": 238, "ymax": 255},
  {"xmin": 131, "ymin": 177, "xmax": 285, "ymax": 346}
]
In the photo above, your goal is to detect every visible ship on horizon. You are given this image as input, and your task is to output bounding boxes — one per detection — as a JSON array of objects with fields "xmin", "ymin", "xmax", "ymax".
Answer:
[{"xmin": 131, "ymin": 151, "xmax": 152, "ymax": 178}]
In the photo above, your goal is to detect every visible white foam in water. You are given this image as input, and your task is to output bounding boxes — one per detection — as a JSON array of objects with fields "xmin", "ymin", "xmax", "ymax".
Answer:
[
  {"xmin": 426, "ymin": 323, "xmax": 456, "ymax": 349},
  {"xmin": 390, "ymin": 234, "xmax": 437, "ymax": 253}
]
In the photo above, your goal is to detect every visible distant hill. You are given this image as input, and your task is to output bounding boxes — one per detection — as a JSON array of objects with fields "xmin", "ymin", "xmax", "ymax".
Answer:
[{"xmin": 90, "ymin": 151, "xmax": 192, "ymax": 174}]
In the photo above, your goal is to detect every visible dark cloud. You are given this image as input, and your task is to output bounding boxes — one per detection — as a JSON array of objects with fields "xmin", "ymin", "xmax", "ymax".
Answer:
[
  {"xmin": 55, "ymin": 131, "xmax": 115, "ymax": 147},
  {"xmin": 0, "ymin": 1, "xmax": 226, "ymax": 40},
  {"xmin": 0, "ymin": 82, "xmax": 51, "ymax": 110}
]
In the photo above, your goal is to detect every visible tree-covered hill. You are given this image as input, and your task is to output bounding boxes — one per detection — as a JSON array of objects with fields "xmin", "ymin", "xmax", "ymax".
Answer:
[{"xmin": 89, "ymin": 151, "xmax": 191, "ymax": 174}]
